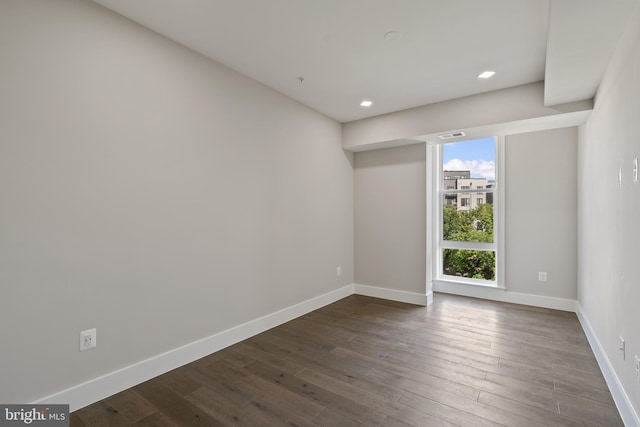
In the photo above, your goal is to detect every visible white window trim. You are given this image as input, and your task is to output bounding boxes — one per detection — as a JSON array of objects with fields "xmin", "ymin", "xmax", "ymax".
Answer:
[{"xmin": 427, "ymin": 136, "xmax": 505, "ymax": 290}]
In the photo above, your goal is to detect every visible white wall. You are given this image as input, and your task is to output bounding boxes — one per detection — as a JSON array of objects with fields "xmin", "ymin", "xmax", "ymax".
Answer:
[
  {"xmin": 354, "ymin": 144, "xmax": 426, "ymax": 295},
  {"xmin": 352, "ymin": 128, "xmax": 578, "ymax": 307},
  {"xmin": 578, "ymin": 3, "xmax": 640, "ymax": 422},
  {"xmin": 0, "ymin": 0, "xmax": 353, "ymax": 404},
  {"xmin": 505, "ymin": 128, "xmax": 577, "ymax": 300}
]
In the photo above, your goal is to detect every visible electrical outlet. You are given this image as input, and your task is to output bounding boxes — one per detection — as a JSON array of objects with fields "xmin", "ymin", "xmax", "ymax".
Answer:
[
  {"xmin": 538, "ymin": 272, "xmax": 547, "ymax": 282},
  {"xmin": 635, "ymin": 355, "xmax": 640, "ymax": 382},
  {"xmin": 633, "ymin": 158, "xmax": 638, "ymax": 183},
  {"xmin": 619, "ymin": 336, "xmax": 625, "ymax": 360},
  {"xmin": 336, "ymin": 266, "xmax": 342, "ymax": 277},
  {"xmin": 80, "ymin": 328, "xmax": 97, "ymax": 352}
]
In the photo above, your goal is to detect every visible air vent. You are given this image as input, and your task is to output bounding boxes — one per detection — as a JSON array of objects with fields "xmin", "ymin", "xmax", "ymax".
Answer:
[{"xmin": 438, "ymin": 131, "xmax": 466, "ymax": 140}]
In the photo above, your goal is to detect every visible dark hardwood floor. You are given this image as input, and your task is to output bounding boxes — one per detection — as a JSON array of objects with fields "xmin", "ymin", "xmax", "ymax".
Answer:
[{"xmin": 70, "ymin": 293, "xmax": 623, "ymax": 426}]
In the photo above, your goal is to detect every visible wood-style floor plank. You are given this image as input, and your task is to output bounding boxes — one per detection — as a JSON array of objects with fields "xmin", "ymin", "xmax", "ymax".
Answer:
[{"xmin": 71, "ymin": 293, "xmax": 624, "ymax": 426}]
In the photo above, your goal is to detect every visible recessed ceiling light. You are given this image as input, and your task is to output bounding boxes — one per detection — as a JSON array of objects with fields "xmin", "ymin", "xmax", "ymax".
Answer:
[
  {"xmin": 360, "ymin": 100, "xmax": 373, "ymax": 107},
  {"xmin": 477, "ymin": 70, "xmax": 496, "ymax": 79}
]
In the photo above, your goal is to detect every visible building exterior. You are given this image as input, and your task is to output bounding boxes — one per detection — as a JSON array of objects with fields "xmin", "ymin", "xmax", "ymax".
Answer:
[{"xmin": 443, "ymin": 170, "xmax": 488, "ymax": 210}]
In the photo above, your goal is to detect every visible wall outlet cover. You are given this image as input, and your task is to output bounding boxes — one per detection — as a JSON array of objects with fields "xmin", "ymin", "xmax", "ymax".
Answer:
[{"xmin": 80, "ymin": 328, "xmax": 97, "ymax": 351}]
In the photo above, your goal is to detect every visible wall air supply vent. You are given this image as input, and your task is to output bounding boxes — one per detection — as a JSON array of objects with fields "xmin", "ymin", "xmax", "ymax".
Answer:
[{"xmin": 438, "ymin": 131, "xmax": 466, "ymax": 140}]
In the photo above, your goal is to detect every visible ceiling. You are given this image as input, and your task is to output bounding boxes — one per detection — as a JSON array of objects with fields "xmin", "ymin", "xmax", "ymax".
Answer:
[{"xmin": 91, "ymin": 0, "xmax": 638, "ymax": 123}]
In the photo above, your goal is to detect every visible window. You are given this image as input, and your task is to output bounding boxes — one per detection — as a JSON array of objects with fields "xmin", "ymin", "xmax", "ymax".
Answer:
[{"xmin": 430, "ymin": 136, "xmax": 503, "ymax": 287}]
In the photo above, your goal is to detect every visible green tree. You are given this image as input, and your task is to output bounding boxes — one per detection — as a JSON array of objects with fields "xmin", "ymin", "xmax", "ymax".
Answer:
[{"xmin": 442, "ymin": 203, "xmax": 495, "ymax": 280}]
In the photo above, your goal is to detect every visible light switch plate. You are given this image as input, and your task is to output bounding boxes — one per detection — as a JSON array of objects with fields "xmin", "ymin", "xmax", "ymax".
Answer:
[{"xmin": 618, "ymin": 166, "xmax": 623, "ymax": 187}]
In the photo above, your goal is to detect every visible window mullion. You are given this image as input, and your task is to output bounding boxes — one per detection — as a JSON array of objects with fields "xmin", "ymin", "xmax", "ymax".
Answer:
[{"xmin": 440, "ymin": 240, "xmax": 496, "ymax": 251}]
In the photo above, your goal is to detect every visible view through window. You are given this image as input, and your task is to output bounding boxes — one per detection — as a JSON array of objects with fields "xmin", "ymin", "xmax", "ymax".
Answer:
[{"xmin": 440, "ymin": 137, "xmax": 497, "ymax": 282}]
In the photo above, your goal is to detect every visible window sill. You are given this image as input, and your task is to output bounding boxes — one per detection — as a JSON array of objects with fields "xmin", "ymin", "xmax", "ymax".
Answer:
[{"xmin": 434, "ymin": 277, "xmax": 505, "ymax": 290}]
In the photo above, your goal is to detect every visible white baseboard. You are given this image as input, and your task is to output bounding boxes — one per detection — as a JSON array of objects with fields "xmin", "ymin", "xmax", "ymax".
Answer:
[
  {"xmin": 34, "ymin": 284, "xmax": 355, "ymax": 412},
  {"xmin": 433, "ymin": 280, "xmax": 576, "ymax": 312},
  {"xmin": 40, "ymin": 281, "xmax": 592, "ymax": 415},
  {"xmin": 576, "ymin": 304, "xmax": 640, "ymax": 427},
  {"xmin": 354, "ymin": 284, "xmax": 430, "ymax": 306}
]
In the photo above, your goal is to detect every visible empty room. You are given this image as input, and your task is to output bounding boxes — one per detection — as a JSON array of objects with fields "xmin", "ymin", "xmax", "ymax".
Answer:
[{"xmin": 1, "ymin": 0, "xmax": 639, "ymax": 426}]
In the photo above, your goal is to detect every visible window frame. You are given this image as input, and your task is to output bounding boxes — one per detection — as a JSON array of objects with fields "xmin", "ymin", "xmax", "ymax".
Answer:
[{"xmin": 427, "ymin": 136, "xmax": 505, "ymax": 289}]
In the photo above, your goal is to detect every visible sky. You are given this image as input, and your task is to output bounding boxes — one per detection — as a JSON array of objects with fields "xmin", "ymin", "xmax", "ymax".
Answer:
[{"xmin": 442, "ymin": 136, "xmax": 495, "ymax": 180}]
